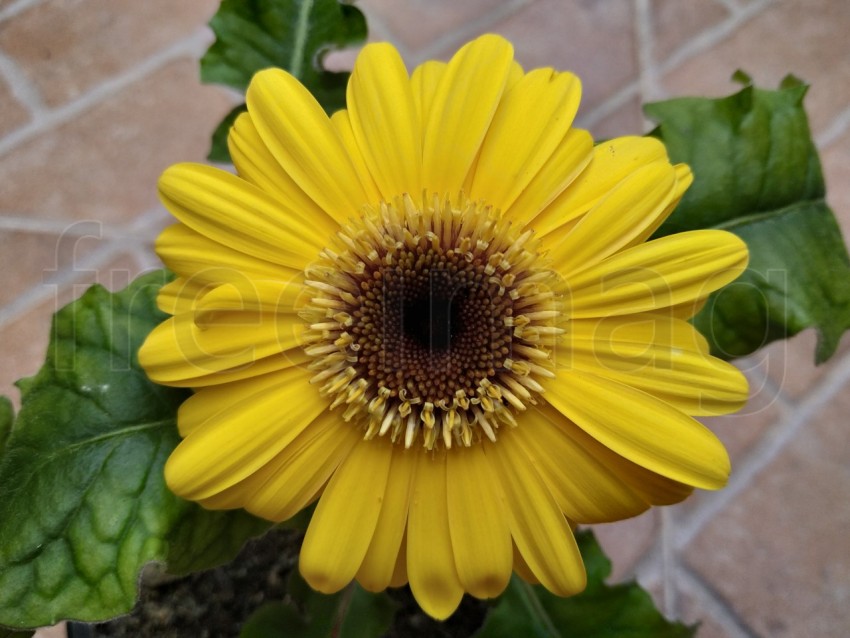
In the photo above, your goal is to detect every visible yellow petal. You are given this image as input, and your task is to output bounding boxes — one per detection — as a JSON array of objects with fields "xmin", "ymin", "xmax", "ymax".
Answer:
[
  {"xmin": 505, "ymin": 61, "xmax": 525, "ymax": 90},
  {"xmin": 469, "ymin": 68, "xmax": 581, "ymax": 212},
  {"xmin": 246, "ymin": 68, "xmax": 368, "ymax": 222},
  {"xmin": 243, "ymin": 410, "xmax": 361, "ymax": 521},
  {"xmin": 181, "ymin": 349, "xmax": 309, "ymax": 389},
  {"xmin": 139, "ymin": 305, "xmax": 305, "ymax": 386},
  {"xmin": 558, "ymin": 317, "xmax": 748, "ymax": 416},
  {"xmin": 447, "ymin": 444, "xmax": 512, "ymax": 598},
  {"xmin": 544, "ymin": 370, "xmax": 731, "ymax": 490},
  {"xmin": 158, "ymin": 164, "xmax": 323, "ymax": 270},
  {"xmin": 511, "ymin": 406, "xmax": 649, "ymax": 523},
  {"xmin": 357, "ymin": 447, "xmax": 416, "ymax": 592},
  {"xmin": 503, "ymin": 128, "xmax": 593, "ymax": 226},
  {"xmin": 548, "ymin": 162, "xmax": 678, "ymax": 277},
  {"xmin": 512, "ymin": 542, "xmax": 540, "ymax": 584},
  {"xmin": 422, "ymin": 34, "xmax": 514, "ymax": 195},
  {"xmin": 407, "ymin": 451, "xmax": 464, "ymax": 620},
  {"xmin": 485, "ymin": 432, "xmax": 586, "ymax": 596},
  {"xmin": 533, "ymin": 403, "xmax": 693, "ymax": 510},
  {"xmin": 300, "ymin": 438, "xmax": 393, "ymax": 593},
  {"xmin": 623, "ymin": 162, "xmax": 693, "ymax": 250},
  {"xmin": 531, "ymin": 136, "xmax": 670, "ymax": 237},
  {"xmin": 389, "ymin": 534, "xmax": 408, "ymax": 588},
  {"xmin": 410, "ymin": 60, "xmax": 446, "ymax": 141},
  {"xmin": 164, "ymin": 366, "xmax": 325, "ymax": 500},
  {"xmin": 348, "ymin": 43, "xmax": 422, "ymax": 199},
  {"xmin": 228, "ymin": 112, "xmax": 338, "ymax": 232},
  {"xmin": 156, "ymin": 277, "xmax": 210, "ymax": 315},
  {"xmin": 156, "ymin": 223, "xmax": 298, "ymax": 287},
  {"xmin": 330, "ymin": 110, "xmax": 382, "ymax": 204},
  {"xmin": 564, "ymin": 230, "xmax": 749, "ymax": 317}
]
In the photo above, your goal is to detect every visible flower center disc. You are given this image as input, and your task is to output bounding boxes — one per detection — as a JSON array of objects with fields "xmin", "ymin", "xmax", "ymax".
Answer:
[{"xmin": 301, "ymin": 194, "xmax": 563, "ymax": 450}]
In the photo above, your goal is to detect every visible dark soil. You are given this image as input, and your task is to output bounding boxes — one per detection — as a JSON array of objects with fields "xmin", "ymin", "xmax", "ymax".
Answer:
[{"xmin": 87, "ymin": 528, "xmax": 488, "ymax": 638}]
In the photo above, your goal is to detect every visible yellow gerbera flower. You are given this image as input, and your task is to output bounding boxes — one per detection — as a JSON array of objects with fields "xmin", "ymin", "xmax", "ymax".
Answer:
[{"xmin": 139, "ymin": 34, "xmax": 748, "ymax": 619}]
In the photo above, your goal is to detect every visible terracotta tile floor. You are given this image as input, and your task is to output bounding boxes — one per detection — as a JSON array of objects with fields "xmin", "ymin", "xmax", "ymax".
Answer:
[{"xmin": 1, "ymin": 0, "xmax": 848, "ymax": 636}]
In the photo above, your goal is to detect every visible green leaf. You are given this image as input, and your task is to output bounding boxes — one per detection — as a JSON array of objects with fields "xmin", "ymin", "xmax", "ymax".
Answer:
[
  {"xmin": 202, "ymin": 0, "xmax": 368, "ymax": 162},
  {"xmin": 476, "ymin": 531, "xmax": 695, "ymax": 638},
  {"xmin": 0, "ymin": 396, "xmax": 13, "ymax": 455},
  {"xmin": 646, "ymin": 79, "xmax": 850, "ymax": 362},
  {"xmin": 241, "ymin": 573, "xmax": 397, "ymax": 638},
  {"xmin": 0, "ymin": 271, "xmax": 271, "ymax": 629},
  {"xmin": 337, "ymin": 583, "xmax": 399, "ymax": 638}
]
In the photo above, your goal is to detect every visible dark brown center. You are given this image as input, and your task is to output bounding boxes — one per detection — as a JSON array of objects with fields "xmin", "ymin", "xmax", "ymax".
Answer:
[{"xmin": 351, "ymin": 246, "xmax": 514, "ymax": 407}]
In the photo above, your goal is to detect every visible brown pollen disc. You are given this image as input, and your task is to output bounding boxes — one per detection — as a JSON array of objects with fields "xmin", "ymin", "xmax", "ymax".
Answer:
[{"xmin": 300, "ymin": 193, "xmax": 563, "ymax": 450}]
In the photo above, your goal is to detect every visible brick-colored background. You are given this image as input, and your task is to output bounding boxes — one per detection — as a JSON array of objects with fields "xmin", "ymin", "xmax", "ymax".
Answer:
[{"xmin": 1, "ymin": 1, "xmax": 848, "ymax": 636}]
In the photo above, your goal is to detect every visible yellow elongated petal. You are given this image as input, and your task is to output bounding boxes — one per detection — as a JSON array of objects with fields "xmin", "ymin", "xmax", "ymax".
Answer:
[
  {"xmin": 505, "ymin": 60, "xmax": 525, "ymax": 89},
  {"xmin": 549, "ymin": 162, "xmax": 678, "ymax": 277},
  {"xmin": 422, "ymin": 34, "xmax": 514, "ymax": 194},
  {"xmin": 181, "ymin": 349, "xmax": 309, "ymax": 389},
  {"xmin": 357, "ymin": 447, "xmax": 416, "ymax": 592},
  {"xmin": 192, "ymin": 280, "xmax": 305, "ymax": 325},
  {"xmin": 559, "ymin": 326, "xmax": 748, "ymax": 416},
  {"xmin": 139, "ymin": 307, "xmax": 305, "ymax": 385},
  {"xmin": 531, "ymin": 136, "xmax": 670, "ymax": 237},
  {"xmin": 623, "ymin": 163, "xmax": 693, "ymax": 250},
  {"xmin": 485, "ymin": 433, "xmax": 586, "ymax": 596},
  {"xmin": 164, "ymin": 366, "xmax": 325, "ymax": 500},
  {"xmin": 196, "ymin": 459, "xmax": 280, "ymax": 510},
  {"xmin": 156, "ymin": 277, "xmax": 209, "ymax": 315},
  {"xmin": 564, "ymin": 230, "xmax": 749, "ymax": 317},
  {"xmin": 447, "ymin": 444, "xmax": 512, "ymax": 598},
  {"xmin": 410, "ymin": 60, "xmax": 446, "ymax": 141},
  {"xmin": 390, "ymin": 535, "xmax": 408, "ymax": 588},
  {"xmin": 156, "ymin": 280, "xmax": 308, "ymax": 386},
  {"xmin": 228, "ymin": 112, "xmax": 338, "ymax": 233},
  {"xmin": 469, "ymin": 68, "xmax": 581, "ymax": 212},
  {"xmin": 300, "ymin": 438, "xmax": 393, "ymax": 593},
  {"xmin": 533, "ymin": 403, "xmax": 693, "ymax": 509},
  {"xmin": 503, "ymin": 128, "xmax": 593, "ymax": 226},
  {"xmin": 176, "ymin": 365, "xmax": 314, "ymax": 437},
  {"xmin": 407, "ymin": 452, "xmax": 464, "ymax": 620},
  {"xmin": 156, "ymin": 224, "xmax": 298, "ymax": 287},
  {"xmin": 560, "ymin": 315, "xmax": 711, "ymax": 353},
  {"xmin": 246, "ymin": 68, "xmax": 368, "ymax": 222},
  {"xmin": 348, "ymin": 43, "xmax": 422, "ymax": 198},
  {"xmin": 244, "ymin": 410, "xmax": 361, "ymax": 521},
  {"xmin": 330, "ymin": 110, "xmax": 382, "ymax": 204},
  {"xmin": 512, "ymin": 542, "xmax": 540, "ymax": 584},
  {"xmin": 158, "ymin": 164, "xmax": 323, "ymax": 270},
  {"xmin": 511, "ymin": 406, "xmax": 649, "ymax": 523},
  {"xmin": 544, "ymin": 369, "xmax": 731, "ymax": 489}
]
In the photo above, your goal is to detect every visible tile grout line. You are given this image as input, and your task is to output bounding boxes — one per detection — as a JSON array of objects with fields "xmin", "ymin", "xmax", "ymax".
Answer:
[
  {"xmin": 576, "ymin": 81, "xmax": 641, "ymax": 132},
  {"xmin": 0, "ymin": 215, "xmax": 125, "ymax": 237},
  {"xmin": 715, "ymin": 0, "xmax": 743, "ymax": 16},
  {"xmin": 816, "ymin": 103, "xmax": 850, "ymax": 149},
  {"xmin": 0, "ymin": 206, "xmax": 165, "ymax": 326},
  {"xmin": 674, "ymin": 345, "xmax": 850, "ymax": 550},
  {"xmin": 678, "ymin": 563, "xmax": 760, "ymax": 638},
  {"xmin": 659, "ymin": 507, "xmax": 679, "ymax": 618},
  {"xmin": 657, "ymin": 0, "xmax": 775, "ymax": 81},
  {"xmin": 0, "ymin": 0, "xmax": 44, "ymax": 23},
  {"xmin": 0, "ymin": 241, "xmax": 128, "ymax": 328},
  {"xmin": 0, "ymin": 50, "xmax": 46, "ymax": 117},
  {"xmin": 633, "ymin": 346, "xmax": 850, "ymax": 589},
  {"xmin": 0, "ymin": 27, "xmax": 212, "ymax": 158},
  {"xmin": 633, "ymin": 0, "xmax": 661, "ymax": 104},
  {"xmin": 410, "ymin": 0, "xmax": 535, "ymax": 65}
]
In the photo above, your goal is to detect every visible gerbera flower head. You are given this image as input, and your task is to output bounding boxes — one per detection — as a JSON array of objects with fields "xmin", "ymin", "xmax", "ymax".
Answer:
[{"xmin": 139, "ymin": 34, "xmax": 749, "ymax": 619}]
